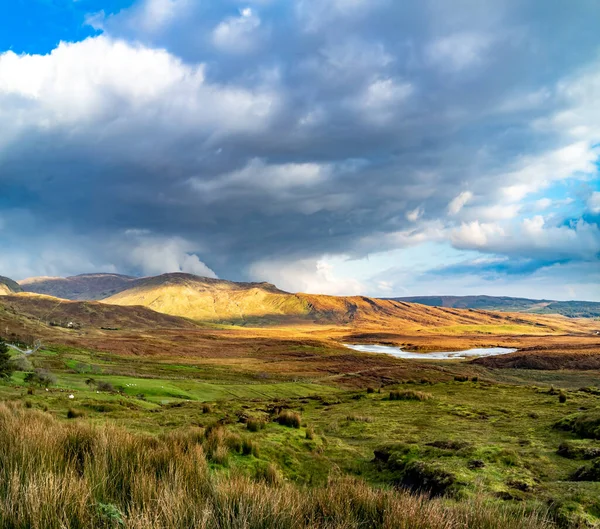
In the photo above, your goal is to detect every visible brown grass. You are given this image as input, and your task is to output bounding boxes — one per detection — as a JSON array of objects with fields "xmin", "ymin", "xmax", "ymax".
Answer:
[{"xmin": 0, "ymin": 402, "xmax": 552, "ymax": 529}]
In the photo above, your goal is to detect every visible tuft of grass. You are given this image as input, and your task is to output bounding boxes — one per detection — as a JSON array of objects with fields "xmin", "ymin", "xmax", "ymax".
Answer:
[
  {"xmin": 67, "ymin": 408, "xmax": 85, "ymax": 419},
  {"xmin": 389, "ymin": 390, "xmax": 433, "ymax": 401},
  {"xmin": 277, "ymin": 410, "xmax": 301, "ymax": 428},
  {"xmin": 246, "ymin": 418, "xmax": 265, "ymax": 432}
]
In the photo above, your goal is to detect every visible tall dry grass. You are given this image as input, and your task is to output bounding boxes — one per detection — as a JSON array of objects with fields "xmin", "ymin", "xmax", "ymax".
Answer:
[{"xmin": 0, "ymin": 401, "xmax": 553, "ymax": 529}]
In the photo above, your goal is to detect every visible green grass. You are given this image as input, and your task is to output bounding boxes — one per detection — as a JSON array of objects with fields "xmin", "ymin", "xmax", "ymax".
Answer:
[{"xmin": 2, "ymin": 340, "xmax": 600, "ymax": 527}]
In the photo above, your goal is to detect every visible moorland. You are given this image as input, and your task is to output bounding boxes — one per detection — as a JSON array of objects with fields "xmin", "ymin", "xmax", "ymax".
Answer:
[{"xmin": 0, "ymin": 272, "xmax": 599, "ymax": 528}]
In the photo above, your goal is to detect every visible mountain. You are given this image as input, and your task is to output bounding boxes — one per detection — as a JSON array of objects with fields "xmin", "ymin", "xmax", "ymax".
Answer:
[
  {"xmin": 389, "ymin": 295, "xmax": 600, "ymax": 318},
  {"xmin": 103, "ymin": 273, "xmax": 310, "ymax": 322},
  {"xmin": 0, "ymin": 276, "xmax": 22, "ymax": 296},
  {"xmin": 19, "ymin": 273, "xmax": 137, "ymax": 301},
  {"xmin": 15, "ymin": 272, "xmax": 593, "ymax": 331},
  {"xmin": 102, "ymin": 273, "xmax": 583, "ymax": 332}
]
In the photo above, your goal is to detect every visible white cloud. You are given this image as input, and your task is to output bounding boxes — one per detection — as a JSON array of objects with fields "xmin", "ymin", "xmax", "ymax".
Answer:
[
  {"xmin": 451, "ymin": 216, "xmax": 600, "ymax": 261},
  {"xmin": 248, "ymin": 257, "xmax": 365, "ymax": 295},
  {"xmin": 447, "ymin": 191, "xmax": 473, "ymax": 215},
  {"xmin": 534, "ymin": 198, "xmax": 553, "ymax": 211},
  {"xmin": 426, "ymin": 32, "xmax": 492, "ymax": 72},
  {"xmin": 126, "ymin": 236, "xmax": 217, "ymax": 278},
  {"xmin": 406, "ymin": 206, "xmax": 423, "ymax": 222},
  {"xmin": 588, "ymin": 191, "xmax": 600, "ymax": 214},
  {"xmin": 354, "ymin": 78, "xmax": 413, "ymax": 124},
  {"xmin": 497, "ymin": 142, "xmax": 598, "ymax": 203},
  {"xmin": 212, "ymin": 7, "xmax": 263, "ymax": 54},
  {"xmin": 451, "ymin": 221, "xmax": 504, "ymax": 247},
  {"xmin": 0, "ymin": 36, "xmax": 279, "ymax": 151}
]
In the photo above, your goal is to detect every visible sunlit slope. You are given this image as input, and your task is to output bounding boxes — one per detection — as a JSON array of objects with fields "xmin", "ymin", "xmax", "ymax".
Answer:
[
  {"xmin": 102, "ymin": 273, "xmax": 585, "ymax": 333},
  {"xmin": 104, "ymin": 273, "xmax": 311, "ymax": 322},
  {"xmin": 297, "ymin": 294, "xmax": 585, "ymax": 333},
  {"xmin": 0, "ymin": 276, "xmax": 22, "ymax": 296}
]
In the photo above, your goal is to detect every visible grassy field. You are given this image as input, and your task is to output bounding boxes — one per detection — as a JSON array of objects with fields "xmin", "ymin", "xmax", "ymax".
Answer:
[
  {"xmin": 0, "ymin": 294, "xmax": 599, "ymax": 528},
  {"xmin": 0, "ymin": 332, "xmax": 599, "ymax": 528}
]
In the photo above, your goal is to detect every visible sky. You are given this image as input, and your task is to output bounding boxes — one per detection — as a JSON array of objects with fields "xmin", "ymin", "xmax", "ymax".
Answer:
[{"xmin": 0, "ymin": 0, "xmax": 599, "ymax": 301}]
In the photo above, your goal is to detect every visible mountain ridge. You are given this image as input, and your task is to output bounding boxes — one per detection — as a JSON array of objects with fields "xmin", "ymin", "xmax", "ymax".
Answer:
[{"xmin": 390, "ymin": 295, "xmax": 600, "ymax": 318}]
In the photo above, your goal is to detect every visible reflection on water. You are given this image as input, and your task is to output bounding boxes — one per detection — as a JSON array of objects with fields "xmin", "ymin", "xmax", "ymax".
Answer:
[{"xmin": 343, "ymin": 343, "xmax": 517, "ymax": 360}]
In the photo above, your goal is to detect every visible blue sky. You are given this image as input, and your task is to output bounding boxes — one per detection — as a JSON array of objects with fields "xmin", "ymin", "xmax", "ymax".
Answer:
[{"xmin": 0, "ymin": 0, "xmax": 599, "ymax": 300}]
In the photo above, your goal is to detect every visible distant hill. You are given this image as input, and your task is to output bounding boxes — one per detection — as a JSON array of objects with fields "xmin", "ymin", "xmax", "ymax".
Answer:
[
  {"xmin": 390, "ymin": 296, "xmax": 600, "ymax": 318},
  {"xmin": 15, "ymin": 271, "xmax": 594, "ymax": 332},
  {"xmin": 0, "ymin": 275, "xmax": 22, "ymax": 295},
  {"xmin": 19, "ymin": 273, "xmax": 137, "ymax": 300},
  {"xmin": 104, "ymin": 273, "xmax": 311, "ymax": 323}
]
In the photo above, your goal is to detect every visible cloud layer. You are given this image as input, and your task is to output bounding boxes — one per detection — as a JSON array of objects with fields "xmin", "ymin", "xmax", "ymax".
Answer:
[{"xmin": 0, "ymin": 0, "xmax": 598, "ymax": 300}]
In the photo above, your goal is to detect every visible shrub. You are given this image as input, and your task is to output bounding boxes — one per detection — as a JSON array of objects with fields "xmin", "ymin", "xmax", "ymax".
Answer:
[
  {"xmin": 202, "ymin": 403, "xmax": 212, "ymax": 414},
  {"xmin": 96, "ymin": 381, "xmax": 115, "ymax": 393},
  {"xmin": 305, "ymin": 426, "xmax": 315, "ymax": 440},
  {"xmin": 389, "ymin": 390, "xmax": 433, "ymax": 401},
  {"xmin": 366, "ymin": 387, "xmax": 375, "ymax": 394},
  {"xmin": 454, "ymin": 375, "xmax": 469, "ymax": 383},
  {"xmin": 277, "ymin": 410, "xmax": 301, "ymax": 428},
  {"xmin": 24, "ymin": 400, "xmax": 33, "ymax": 409},
  {"xmin": 9, "ymin": 355, "xmax": 32, "ymax": 372},
  {"xmin": 471, "ymin": 376, "xmax": 479, "ymax": 383},
  {"xmin": 67, "ymin": 408, "xmax": 84, "ymax": 419},
  {"xmin": 24, "ymin": 368, "xmax": 56, "ymax": 387},
  {"xmin": 558, "ymin": 391, "xmax": 567, "ymax": 403}
]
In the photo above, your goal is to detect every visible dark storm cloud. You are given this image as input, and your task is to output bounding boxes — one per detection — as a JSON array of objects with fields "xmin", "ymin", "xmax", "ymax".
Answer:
[{"xmin": 0, "ymin": 0, "xmax": 599, "ymax": 291}]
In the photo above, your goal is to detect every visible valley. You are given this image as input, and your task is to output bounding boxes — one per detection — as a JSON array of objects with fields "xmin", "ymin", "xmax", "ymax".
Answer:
[{"xmin": 0, "ymin": 272, "xmax": 599, "ymax": 528}]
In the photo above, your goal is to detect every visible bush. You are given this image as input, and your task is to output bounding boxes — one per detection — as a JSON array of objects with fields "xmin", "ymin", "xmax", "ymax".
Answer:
[
  {"xmin": 558, "ymin": 391, "xmax": 567, "ymax": 403},
  {"xmin": 202, "ymin": 403, "xmax": 212, "ymax": 414},
  {"xmin": 305, "ymin": 426, "xmax": 315, "ymax": 440},
  {"xmin": 389, "ymin": 390, "xmax": 433, "ymax": 401},
  {"xmin": 24, "ymin": 368, "xmax": 56, "ymax": 387},
  {"xmin": 277, "ymin": 410, "xmax": 301, "ymax": 428},
  {"xmin": 96, "ymin": 381, "xmax": 115, "ymax": 393},
  {"xmin": 241, "ymin": 438, "xmax": 257, "ymax": 456},
  {"xmin": 454, "ymin": 376, "xmax": 469, "ymax": 382},
  {"xmin": 9, "ymin": 355, "xmax": 32, "ymax": 372},
  {"xmin": 67, "ymin": 408, "xmax": 84, "ymax": 419},
  {"xmin": 366, "ymin": 387, "xmax": 375, "ymax": 394}
]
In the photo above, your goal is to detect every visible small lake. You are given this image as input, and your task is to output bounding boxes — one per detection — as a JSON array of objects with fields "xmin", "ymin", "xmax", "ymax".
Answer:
[{"xmin": 343, "ymin": 344, "xmax": 517, "ymax": 360}]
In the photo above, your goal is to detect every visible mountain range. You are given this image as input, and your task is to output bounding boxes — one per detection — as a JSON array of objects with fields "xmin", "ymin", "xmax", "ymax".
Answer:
[
  {"xmin": 392, "ymin": 295, "xmax": 600, "ymax": 318},
  {"xmin": 0, "ymin": 272, "xmax": 588, "ymax": 335}
]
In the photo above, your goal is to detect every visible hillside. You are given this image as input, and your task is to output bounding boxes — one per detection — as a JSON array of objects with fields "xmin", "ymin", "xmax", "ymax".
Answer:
[
  {"xmin": 391, "ymin": 295, "xmax": 600, "ymax": 318},
  {"xmin": 100, "ymin": 273, "xmax": 588, "ymax": 333},
  {"xmin": 19, "ymin": 273, "xmax": 136, "ymax": 300},
  {"xmin": 0, "ymin": 293, "xmax": 196, "ymax": 342},
  {"xmin": 0, "ymin": 276, "xmax": 22, "ymax": 296},
  {"xmin": 103, "ymin": 273, "xmax": 311, "ymax": 322}
]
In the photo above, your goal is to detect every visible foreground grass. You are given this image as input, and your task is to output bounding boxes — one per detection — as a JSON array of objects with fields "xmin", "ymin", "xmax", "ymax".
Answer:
[{"xmin": 0, "ymin": 401, "xmax": 552, "ymax": 529}]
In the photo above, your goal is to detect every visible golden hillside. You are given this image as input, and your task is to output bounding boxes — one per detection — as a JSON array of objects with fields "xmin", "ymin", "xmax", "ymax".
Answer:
[
  {"xmin": 99, "ymin": 273, "xmax": 588, "ymax": 334},
  {"xmin": 103, "ymin": 273, "xmax": 311, "ymax": 322}
]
